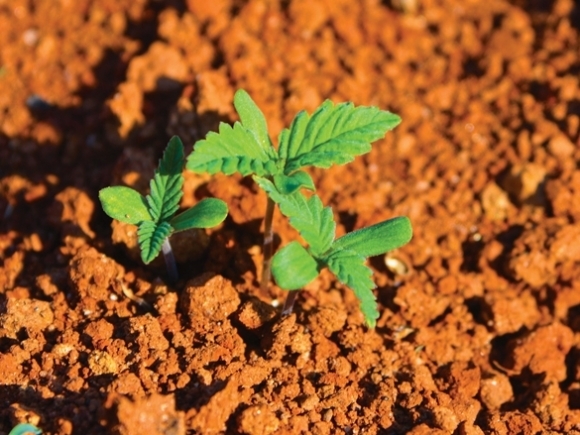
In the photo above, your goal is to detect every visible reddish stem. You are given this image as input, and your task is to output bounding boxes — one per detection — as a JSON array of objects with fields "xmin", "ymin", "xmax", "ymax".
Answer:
[
  {"xmin": 281, "ymin": 291, "xmax": 299, "ymax": 316},
  {"xmin": 260, "ymin": 196, "xmax": 276, "ymax": 295},
  {"xmin": 162, "ymin": 237, "xmax": 179, "ymax": 284}
]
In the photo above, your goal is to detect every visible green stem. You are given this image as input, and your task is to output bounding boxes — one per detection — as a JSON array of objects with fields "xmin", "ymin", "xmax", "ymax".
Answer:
[
  {"xmin": 162, "ymin": 237, "xmax": 179, "ymax": 284},
  {"xmin": 260, "ymin": 196, "xmax": 276, "ymax": 294}
]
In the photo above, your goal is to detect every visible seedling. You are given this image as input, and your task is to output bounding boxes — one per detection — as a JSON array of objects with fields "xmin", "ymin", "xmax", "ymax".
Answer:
[
  {"xmin": 8, "ymin": 423, "xmax": 42, "ymax": 435},
  {"xmin": 99, "ymin": 136, "xmax": 228, "ymax": 283},
  {"xmin": 186, "ymin": 89, "xmax": 401, "ymax": 293},
  {"xmin": 255, "ymin": 177, "xmax": 412, "ymax": 327}
]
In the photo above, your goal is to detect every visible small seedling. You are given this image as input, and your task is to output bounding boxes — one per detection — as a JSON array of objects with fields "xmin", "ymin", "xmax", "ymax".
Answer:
[
  {"xmin": 187, "ymin": 89, "xmax": 401, "ymax": 293},
  {"xmin": 255, "ymin": 177, "xmax": 412, "ymax": 327},
  {"xmin": 8, "ymin": 423, "xmax": 42, "ymax": 435},
  {"xmin": 99, "ymin": 136, "xmax": 228, "ymax": 283}
]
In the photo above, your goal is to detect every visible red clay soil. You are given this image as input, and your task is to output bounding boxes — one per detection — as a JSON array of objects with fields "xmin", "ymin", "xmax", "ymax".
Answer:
[{"xmin": 1, "ymin": 0, "xmax": 580, "ymax": 434}]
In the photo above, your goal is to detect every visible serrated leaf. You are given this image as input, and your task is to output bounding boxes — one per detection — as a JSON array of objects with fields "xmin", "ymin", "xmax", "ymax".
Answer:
[
  {"xmin": 169, "ymin": 198, "xmax": 228, "ymax": 232},
  {"xmin": 233, "ymin": 89, "xmax": 271, "ymax": 152},
  {"xmin": 278, "ymin": 100, "xmax": 401, "ymax": 174},
  {"xmin": 254, "ymin": 176, "xmax": 335, "ymax": 256},
  {"xmin": 186, "ymin": 121, "xmax": 277, "ymax": 177},
  {"xmin": 147, "ymin": 136, "xmax": 185, "ymax": 222},
  {"xmin": 271, "ymin": 241, "xmax": 319, "ymax": 290},
  {"xmin": 99, "ymin": 186, "xmax": 151, "ymax": 224},
  {"xmin": 137, "ymin": 220, "xmax": 173, "ymax": 264},
  {"xmin": 273, "ymin": 170, "xmax": 315, "ymax": 195},
  {"xmin": 332, "ymin": 216, "xmax": 412, "ymax": 258},
  {"xmin": 9, "ymin": 423, "xmax": 42, "ymax": 435},
  {"xmin": 325, "ymin": 249, "xmax": 379, "ymax": 327}
]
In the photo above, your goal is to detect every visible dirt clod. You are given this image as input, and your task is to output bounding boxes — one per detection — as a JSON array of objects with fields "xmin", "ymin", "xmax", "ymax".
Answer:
[
  {"xmin": 237, "ymin": 405, "xmax": 280, "ymax": 435},
  {"xmin": 104, "ymin": 392, "xmax": 185, "ymax": 435},
  {"xmin": 0, "ymin": 297, "xmax": 54, "ymax": 339},
  {"xmin": 180, "ymin": 273, "xmax": 241, "ymax": 329}
]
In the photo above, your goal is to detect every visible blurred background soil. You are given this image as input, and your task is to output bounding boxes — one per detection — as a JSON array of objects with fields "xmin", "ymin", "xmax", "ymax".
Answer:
[{"xmin": 1, "ymin": 0, "xmax": 580, "ymax": 434}]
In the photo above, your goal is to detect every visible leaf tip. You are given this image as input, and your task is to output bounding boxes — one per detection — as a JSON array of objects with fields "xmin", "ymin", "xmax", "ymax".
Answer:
[
  {"xmin": 365, "ymin": 318, "xmax": 377, "ymax": 328},
  {"xmin": 398, "ymin": 216, "xmax": 413, "ymax": 243}
]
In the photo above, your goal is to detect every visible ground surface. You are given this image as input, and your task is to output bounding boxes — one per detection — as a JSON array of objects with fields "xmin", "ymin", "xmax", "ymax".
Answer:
[{"xmin": 1, "ymin": 0, "xmax": 580, "ymax": 434}]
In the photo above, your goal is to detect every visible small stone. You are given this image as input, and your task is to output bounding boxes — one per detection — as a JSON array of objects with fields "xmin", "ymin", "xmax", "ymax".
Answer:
[
  {"xmin": 88, "ymin": 350, "xmax": 118, "ymax": 375},
  {"xmin": 480, "ymin": 372, "xmax": 513, "ymax": 409},
  {"xmin": 52, "ymin": 344, "xmax": 75, "ymax": 359},
  {"xmin": 235, "ymin": 298, "xmax": 277, "ymax": 329},
  {"xmin": 300, "ymin": 394, "xmax": 320, "ymax": 411},
  {"xmin": 432, "ymin": 406, "xmax": 459, "ymax": 432},
  {"xmin": 237, "ymin": 405, "xmax": 280, "ymax": 435},
  {"xmin": 548, "ymin": 133, "xmax": 575, "ymax": 159},
  {"xmin": 481, "ymin": 182, "xmax": 510, "ymax": 221}
]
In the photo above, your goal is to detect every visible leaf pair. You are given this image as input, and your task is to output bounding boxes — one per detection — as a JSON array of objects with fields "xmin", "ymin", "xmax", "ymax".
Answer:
[
  {"xmin": 186, "ymin": 89, "xmax": 401, "ymax": 194},
  {"xmin": 256, "ymin": 177, "xmax": 412, "ymax": 328},
  {"xmin": 99, "ymin": 136, "xmax": 228, "ymax": 264}
]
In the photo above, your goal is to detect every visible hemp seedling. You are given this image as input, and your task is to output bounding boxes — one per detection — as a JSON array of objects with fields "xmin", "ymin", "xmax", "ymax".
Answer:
[
  {"xmin": 255, "ymin": 177, "xmax": 412, "ymax": 327},
  {"xmin": 99, "ymin": 136, "xmax": 228, "ymax": 283},
  {"xmin": 187, "ymin": 89, "xmax": 401, "ymax": 293},
  {"xmin": 8, "ymin": 423, "xmax": 42, "ymax": 435}
]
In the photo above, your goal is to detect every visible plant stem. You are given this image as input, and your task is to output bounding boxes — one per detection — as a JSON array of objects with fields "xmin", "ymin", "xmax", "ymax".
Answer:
[
  {"xmin": 260, "ymin": 196, "xmax": 276, "ymax": 295},
  {"xmin": 281, "ymin": 291, "xmax": 299, "ymax": 316},
  {"xmin": 162, "ymin": 237, "xmax": 179, "ymax": 284}
]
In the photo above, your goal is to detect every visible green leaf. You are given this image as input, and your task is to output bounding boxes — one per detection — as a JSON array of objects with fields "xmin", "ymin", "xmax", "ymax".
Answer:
[
  {"xmin": 99, "ymin": 186, "xmax": 151, "ymax": 224},
  {"xmin": 325, "ymin": 249, "xmax": 379, "ymax": 327},
  {"xmin": 233, "ymin": 89, "xmax": 272, "ymax": 152},
  {"xmin": 271, "ymin": 241, "xmax": 319, "ymax": 290},
  {"xmin": 169, "ymin": 198, "xmax": 228, "ymax": 232},
  {"xmin": 186, "ymin": 121, "xmax": 277, "ymax": 177},
  {"xmin": 137, "ymin": 220, "xmax": 173, "ymax": 264},
  {"xmin": 332, "ymin": 216, "xmax": 412, "ymax": 258},
  {"xmin": 254, "ymin": 176, "xmax": 335, "ymax": 256},
  {"xmin": 278, "ymin": 100, "xmax": 401, "ymax": 173},
  {"xmin": 9, "ymin": 423, "xmax": 42, "ymax": 435},
  {"xmin": 147, "ymin": 136, "xmax": 185, "ymax": 222},
  {"xmin": 273, "ymin": 170, "xmax": 315, "ymax": 195}
]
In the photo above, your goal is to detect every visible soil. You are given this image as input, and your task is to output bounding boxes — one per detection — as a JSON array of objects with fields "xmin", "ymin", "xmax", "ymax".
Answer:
[{"xmin": 1, "ymin": 0, "xmax": 580, "ymax": 434}]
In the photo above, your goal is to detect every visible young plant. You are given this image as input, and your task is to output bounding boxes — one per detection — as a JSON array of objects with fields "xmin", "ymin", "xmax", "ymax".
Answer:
[
  {"xmin": 255, "ymin": 177, "xmax": 412, "ymax": 328},
  {"xmin": 186, "ymin": 89, "xmax": 401, "ymax": 293},
  {"xmin": 8, "ymin": 423, "xmax": 42, "ymax": 435},
  {"xmin": 99, "ymin": 136, "xmax": 228, "ymax": 283}
]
